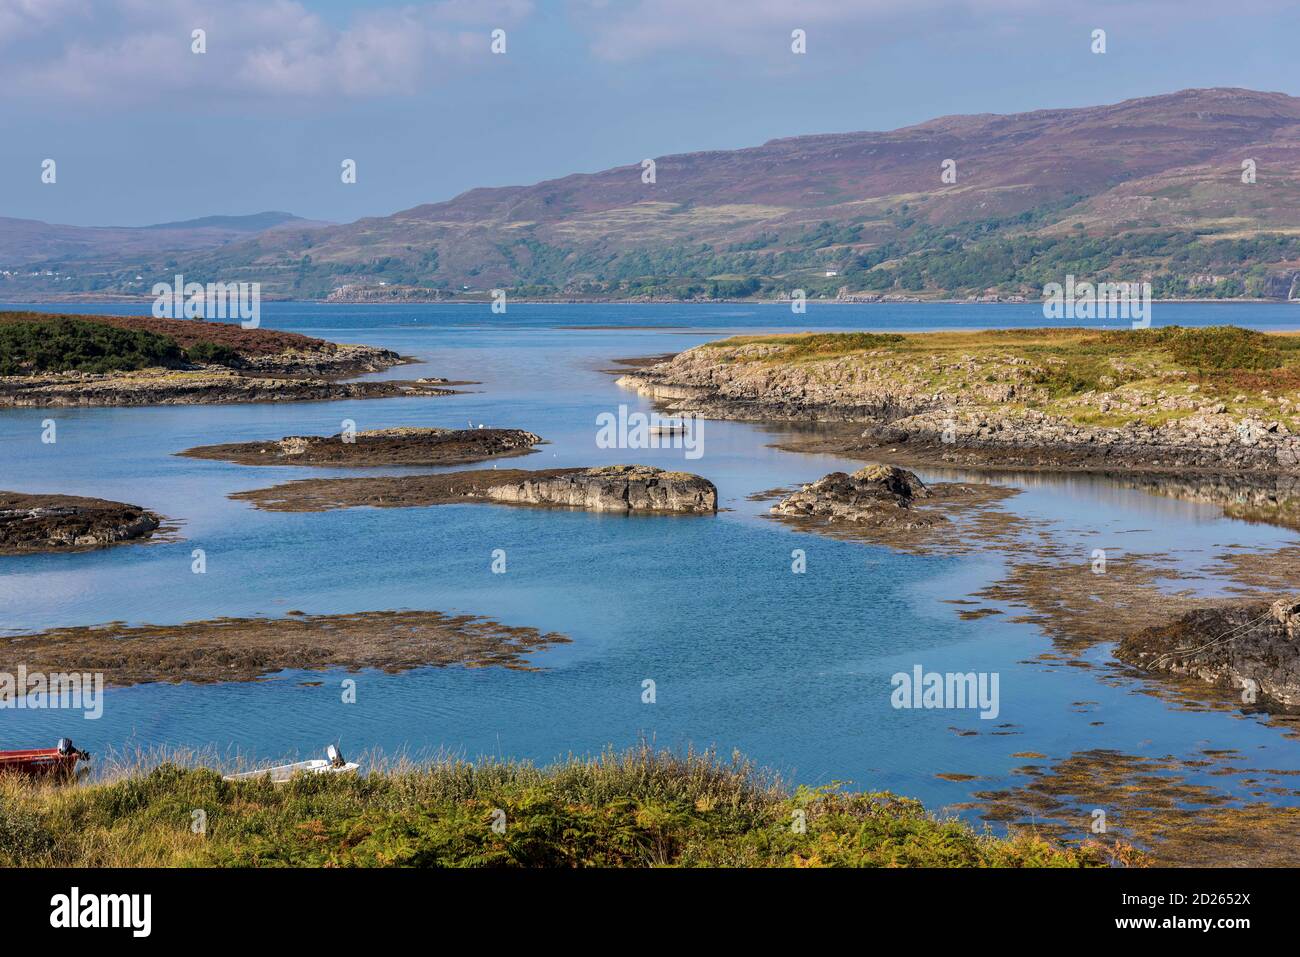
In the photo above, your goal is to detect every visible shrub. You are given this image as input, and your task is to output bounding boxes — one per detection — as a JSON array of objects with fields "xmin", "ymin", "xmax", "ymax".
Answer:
[
  {"xmin": 0, "ymin": 319, "xmax": 184, "ymax": 375},
  {"xmin": 185, "ymin": 341, "xmax": 240, "ymax": 366}
]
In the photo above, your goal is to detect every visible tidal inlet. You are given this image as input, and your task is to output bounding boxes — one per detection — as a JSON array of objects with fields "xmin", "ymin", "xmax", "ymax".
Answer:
[{"xmin": 2, "ymin": 4, "xmax": 1298, "ymax": 936}]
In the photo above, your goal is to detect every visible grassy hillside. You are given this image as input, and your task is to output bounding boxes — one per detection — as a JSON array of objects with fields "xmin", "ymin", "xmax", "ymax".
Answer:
[
  {"xmin": 0, "ymin": 747, "xmax": 1112, "ymax": 867},
  {"xmin": 5, "ymin": 89, "xmax": 1300, "ymax": 302}
]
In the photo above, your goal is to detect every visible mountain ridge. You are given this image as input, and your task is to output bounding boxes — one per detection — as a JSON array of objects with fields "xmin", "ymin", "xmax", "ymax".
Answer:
[{"xmin": 4, "ymin": 87, "xmax": 1300, "ymax": 301}]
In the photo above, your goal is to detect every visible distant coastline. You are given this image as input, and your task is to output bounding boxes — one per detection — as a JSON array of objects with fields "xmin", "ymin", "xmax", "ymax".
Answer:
[{"xmin": 2, "ymin": 292, "xmax": 1295, "ymax": 307}]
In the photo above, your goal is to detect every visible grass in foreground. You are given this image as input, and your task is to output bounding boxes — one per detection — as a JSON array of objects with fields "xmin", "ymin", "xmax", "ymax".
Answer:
[{"xmin": 0, "ymin": 746, "xmax": 1119, "ymax": 867}]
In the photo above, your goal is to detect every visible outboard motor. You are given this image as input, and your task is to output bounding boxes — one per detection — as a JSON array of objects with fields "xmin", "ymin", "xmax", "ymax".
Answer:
[
  {"xmin": 326, "ymin": 744, "xmax": 346, "ymax": 768},
  {"xmin": 56, "ymin": 738, "xmax": 89, "ymax": 764}
]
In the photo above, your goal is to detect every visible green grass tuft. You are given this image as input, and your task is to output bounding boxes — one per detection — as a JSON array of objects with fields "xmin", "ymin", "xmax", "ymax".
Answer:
[{"xmin": 0, "ymin": 746, "xmax": 1118, "ymax": 868}]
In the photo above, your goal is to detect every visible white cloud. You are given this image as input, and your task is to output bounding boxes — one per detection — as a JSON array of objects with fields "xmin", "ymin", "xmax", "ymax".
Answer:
[
  {"xmin": 568, "ymin": 0, "xmax": 1285, "ymax": 62},
  {"xmin": 0, "ymin": 0, "xmax": 87, "ymax": 44},
  {"xmin": 0, "ymin": 0, "xmax": 533, "ymax": 101}
]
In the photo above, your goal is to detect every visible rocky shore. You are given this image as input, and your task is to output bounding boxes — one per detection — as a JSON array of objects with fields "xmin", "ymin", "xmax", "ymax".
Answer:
[
  {"xmin": 232, "ymin": 465, "xmax": 718, "ymax": 514},
  {"xmin": 617, "ymin": 329, "xmax": 1300, "ymax": 476},
  {"xmin": 180, "ymin": 427, "xmax": 544, "ymax": 467},
  {"xmin": 0, "ymin": 492, "xmax": 162, "ymax": 554},
  {"xmin": 1117, "ymin": 598, "xmax": 1300, "ymax": 710},
  {"xmin": 0, "ymin": 366, "xmax": 457, "ymax": 407}
]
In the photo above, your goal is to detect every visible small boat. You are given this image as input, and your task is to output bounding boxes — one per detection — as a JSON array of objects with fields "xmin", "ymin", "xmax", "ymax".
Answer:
[
  {"xmin": 0, "ymin": 738, "xmax": 90, "ymax": 779},
  {"xmin": 222, "ymin": 745, "xmax": 359, "ymax": 784},
  {"xmin": 650, "ymin": 421, "xmax": 690, "ymax": 435}
]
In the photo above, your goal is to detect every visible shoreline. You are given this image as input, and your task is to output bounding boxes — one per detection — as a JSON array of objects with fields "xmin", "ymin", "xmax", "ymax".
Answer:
[
  {"xmin": 615, "ymin": 329, "xmax": 1300, "ymax": 479},
  {"xmin": 4, "ymin": 294, "xmax": 1297, "ymax": 307}
]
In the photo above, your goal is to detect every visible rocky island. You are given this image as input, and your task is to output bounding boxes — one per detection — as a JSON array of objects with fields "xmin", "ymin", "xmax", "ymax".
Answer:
[
  {"xmin": 770, "ymin": 464, "xmax": 937, "ymax": 528},
  {"xmin": 180, "ymin": 427, "xmax": 544, "ymax": 467},
  {"xmin": 0, "ymin": 491, "xmax": 162, "ymax": 555},
  {"xmin": 232, "ymin": 465, "xmax": 718, "ymax": 514},
  {"xmin": 619, "ymin": 327, "xmax": 1300, "ymax": 476},
  {"xmin": 0, "ymin": 311, "xmax": 455, "ymax": 406}
]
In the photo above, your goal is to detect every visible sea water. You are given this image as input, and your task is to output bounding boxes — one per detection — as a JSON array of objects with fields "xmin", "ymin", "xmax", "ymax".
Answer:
[{"xmin": 2, "ymin": 301, "xmax": 1298, "ymax": 821}]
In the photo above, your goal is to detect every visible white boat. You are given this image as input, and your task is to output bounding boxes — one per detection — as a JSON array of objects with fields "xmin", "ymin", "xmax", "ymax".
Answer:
[
  {"xmin": 223, "ymin": 745, "xmax": 359, "ymax": 783},
  {"xmin": 649, "ymin": 420, "xmax": 690, "ymax": 435}
]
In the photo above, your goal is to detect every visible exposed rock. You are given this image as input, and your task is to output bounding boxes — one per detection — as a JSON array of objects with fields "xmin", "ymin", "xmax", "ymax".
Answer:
[
  {"xmin": 231, "ymin": 466, "xmax": 718, "ymax": 514},
  {"xmin": 0, "ymin": 492, "xmax": 162, "ymax": 554},
  {"xmin": 0, "ymin": 364, "xmax": 455, "ymax": 408},
  {"xmin": 180, "ymin": 427, "xmax": 543, "ymax": 467},
  {"xmin": 771, "ymin": 465, "xmax": 938, "ymax": 527},
  {"xmin": 482, "ymin": 465, "xmax": 716, "ymax": 513},
  {"xmin": 1117, "ymin": 598, "xmax": 1300, "ymax": 709}
]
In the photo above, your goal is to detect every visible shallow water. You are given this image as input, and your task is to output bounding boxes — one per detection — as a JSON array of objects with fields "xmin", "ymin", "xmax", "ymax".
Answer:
[{"xmin": 3, "ymin": 301, "xmax": 1299, "ymax": 825}]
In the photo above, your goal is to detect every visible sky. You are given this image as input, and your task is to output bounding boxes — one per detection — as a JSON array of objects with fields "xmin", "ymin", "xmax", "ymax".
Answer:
[{"xmin": 2, "ymin": 0, "xmax": 1298, "ymax": 227}]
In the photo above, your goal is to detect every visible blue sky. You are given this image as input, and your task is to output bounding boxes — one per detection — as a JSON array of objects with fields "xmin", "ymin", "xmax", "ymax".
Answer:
[{"xmin": 2, "ymin": 0, "xmax": 1297, "ymax": 227}]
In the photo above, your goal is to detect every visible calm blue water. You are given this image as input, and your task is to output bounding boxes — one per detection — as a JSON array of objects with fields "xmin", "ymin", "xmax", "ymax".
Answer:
[{"xmin": 3, "ymin": 301, "xmax": 1300, "ymax": 821}]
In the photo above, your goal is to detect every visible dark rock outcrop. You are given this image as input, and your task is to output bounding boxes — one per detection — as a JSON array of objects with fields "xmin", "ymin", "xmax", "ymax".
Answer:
[
  {"xmin": 0, "ymin": 492, "xmax": 161, "ymax": 554},
  {"xmin": 1117, "ymin": 597, "xmax": 1300, "ymax": 709},
  {"xmin": 770, "ymin": 465, "xmax": 937, "ymax": 527}
]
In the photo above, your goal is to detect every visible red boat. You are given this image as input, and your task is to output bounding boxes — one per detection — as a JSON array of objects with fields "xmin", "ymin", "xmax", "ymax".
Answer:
[{"xmin": 0, "ymin": 738, "xmax": 90, "ymax": 779}]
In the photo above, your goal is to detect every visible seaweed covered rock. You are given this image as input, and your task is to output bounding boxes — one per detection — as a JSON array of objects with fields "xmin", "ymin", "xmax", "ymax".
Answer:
[
  {"xmin": 181, "ymin": 427, "xmax": 543, "ymax": 467},
  {"xmin": 771, "ymin": 465, "xmax": 934, "ymax": 526},
  {"xmin": 0, "ymin": 492, "xmax": 161, "ymax": 554},
  {"xmin": 1117, "ymin": 597, "xmax": 1300, "ymax": 709}
]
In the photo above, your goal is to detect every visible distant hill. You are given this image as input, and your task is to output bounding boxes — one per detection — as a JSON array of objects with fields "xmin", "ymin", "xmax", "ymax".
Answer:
[
  {"xmin": 139, "ymin": 211, "xmax": 317, "ymax": 232},
  {"xmin": 6, "ymin": 88, "xmax": 1300, "ymax": 301},
  {"xmin": 0, "ymin": 212, "xmax": 329, "ymax": 282}
]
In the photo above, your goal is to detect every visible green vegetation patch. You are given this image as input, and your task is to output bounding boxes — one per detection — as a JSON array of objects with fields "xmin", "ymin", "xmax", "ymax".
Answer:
[
  {"xmin": 0, "ymin": 747, "xmax": 1112, "ymax": 868},
  {"xmin": 709, "ymin": 332, "xmax": 907, "ymax": 359},
  {"xmin": 0, "ymin": 318, "xmax": 240, "ymax": 375},
  {"xmin": 709, "ymin": 325, "xmax": 1300, "ymax": 407}
]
